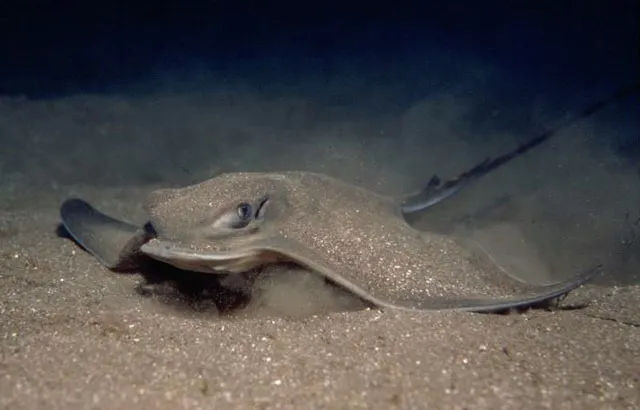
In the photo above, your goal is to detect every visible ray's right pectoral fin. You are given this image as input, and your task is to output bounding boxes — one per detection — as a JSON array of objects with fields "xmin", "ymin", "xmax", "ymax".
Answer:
[{"xmin": 60, "ymin": 198, "xmax": 153, "ymax": 271}]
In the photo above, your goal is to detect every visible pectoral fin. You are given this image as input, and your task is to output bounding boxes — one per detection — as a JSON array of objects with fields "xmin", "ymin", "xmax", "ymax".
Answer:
[{"xmin": 60, "ymin": 198, "xmax": 153, "ymax": 271}]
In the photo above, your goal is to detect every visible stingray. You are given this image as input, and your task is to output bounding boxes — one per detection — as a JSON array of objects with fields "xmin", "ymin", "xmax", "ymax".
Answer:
[{"xmin": 60, "ymin": 171, "xmax": 599, "ymax": 313}]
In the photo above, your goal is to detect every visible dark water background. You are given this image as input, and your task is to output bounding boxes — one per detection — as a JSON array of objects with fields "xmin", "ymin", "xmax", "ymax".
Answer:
[
  {"xmin": 2, "ymin": 1, "xmax": 638, "ymax": 163},
  {"xmin": 1, "ymin": 2, "xmax": 637, "ymax": 99}
]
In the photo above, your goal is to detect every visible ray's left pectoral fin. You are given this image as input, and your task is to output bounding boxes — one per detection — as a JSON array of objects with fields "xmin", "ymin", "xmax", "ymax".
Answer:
[
  {"xmin": 406, "ymin": 264, "xmax": 602, "ymax": 313},
  {"xmin": 263, "ymin": 233, "xmax": 601, "ymax": 313},
  {"xmin": 238, "ymin": 235, "xmax": 601, "ymax": 314}
]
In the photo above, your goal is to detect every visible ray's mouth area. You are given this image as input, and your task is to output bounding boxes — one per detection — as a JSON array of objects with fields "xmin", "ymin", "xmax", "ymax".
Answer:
[
  {"xmin": 138, "ymin": 238, "xmax": 286, "ymax": 276},
  {"xmin": 141, "ymin": 239, "xmax": 259, "ymax": 261}
]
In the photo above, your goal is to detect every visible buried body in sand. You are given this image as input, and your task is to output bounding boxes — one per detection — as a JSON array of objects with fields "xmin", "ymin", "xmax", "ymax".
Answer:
[
  {"xmin": 59, "ymin": 170, "xmax": 598, "ymax": 314},
  {"xmin": 59, "ymin": 86, "xmax": 640, "ymax": 315}
]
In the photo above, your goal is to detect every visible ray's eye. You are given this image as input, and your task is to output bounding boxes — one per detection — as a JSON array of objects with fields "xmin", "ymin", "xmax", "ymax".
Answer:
[
  {"xmin": 210, "ymin": 199, "xmax": 270, "ymax": 232},
  {"xmin": 236, "ymin": 203, "xmax": 253, "ymax": 221}
]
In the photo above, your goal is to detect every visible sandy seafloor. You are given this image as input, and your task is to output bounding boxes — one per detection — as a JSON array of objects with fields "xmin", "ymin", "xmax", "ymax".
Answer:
[{"xmin": 0, "ymin": 69, "xmax": 639, "ymax": 409}]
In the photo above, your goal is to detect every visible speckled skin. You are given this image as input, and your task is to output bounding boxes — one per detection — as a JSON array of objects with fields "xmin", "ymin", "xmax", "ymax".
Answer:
[{"xmin": 139, "ymin": 171, "xmax": 596, "ymax": 311}]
